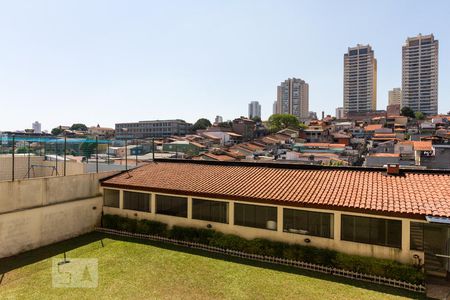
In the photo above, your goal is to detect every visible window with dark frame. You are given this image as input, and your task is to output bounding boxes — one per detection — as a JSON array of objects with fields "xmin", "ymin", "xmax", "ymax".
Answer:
[
  {"xmin": 234, "ymin": 203, "xmax": 277, "ymax": 230},
  {"xmin": 103, "ymin": 189, "xmax": 120, "ymax": 208},
  {"xmin": 123, "ymin": 191, "xmax": 150, "ymax": 212},
  {"xmin": 156, "ymin": 194, "xmax": 187, "ymax": 217},
  {"xmin": 341, "ymin": 215, "xmax": 402, "ymax": 248},
  {"xmin": 283, "ymin": 208, "xmax": 333, "ymax": 238},
  {"xmin": 410, "ymin": 222, "xmax": 424, "ymax": 251},
  {"xmin": 192, "ymin": 198, "xmax": 228, "ymax": 224}
]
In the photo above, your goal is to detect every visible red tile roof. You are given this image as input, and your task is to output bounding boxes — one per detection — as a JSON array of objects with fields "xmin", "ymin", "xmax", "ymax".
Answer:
[
  {"xmin": 102, "ymin": 161, "xmax": 450, "ymax": 219},
  {"xmin": 201, "ymin": 153, "xmax": 236, "ymax": 161},
  {"xmin": 364, "ymin": 124, "xmax": 383, "ymax": 131},
  {"xmin": 368, "ymin": 153, "xmax": 400, "ymax": 157},
  {"xmin": 413, "ymin": 141, "xmax": 433, "ymax": 151},
  {"xmin": 304, "ymin": 143, "xmax": 346, "ymax": 148}
]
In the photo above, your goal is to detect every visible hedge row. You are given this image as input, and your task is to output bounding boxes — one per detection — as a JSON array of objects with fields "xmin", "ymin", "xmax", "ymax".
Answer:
[{"xmin": 101, "ymin": 214, "xmax": 424, "ymax": 284}]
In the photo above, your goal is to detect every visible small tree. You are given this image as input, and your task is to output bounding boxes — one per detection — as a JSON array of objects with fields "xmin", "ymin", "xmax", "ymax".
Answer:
[
  {"xmin": 51, "ymin": 127, "xmax": 64, "ymax": 136},
  {"xmin": 191, "ymin": 118, "xmax": 212, "ymax": 131},
  {"xmin": 80, "ymin": 142, "xmax": 96, "ymax": 159},
  {"xmin": 401, "ymin": 107, "xmax": 415, "ymax": 118},
  {"xmin": 267, "ymin": 114, "xmax": 303, "ymax": 132},
  {"xmin": 217, "ymin": 121, "xmax": 232, "ymax": 128},
  {"xmin": 251, "ymin": 116, "xmax": 262, "ymax": 123},
  {"xmin": 70, "ymin": 123, "xmax": 88, "ymax": 131},
  {"xmin": 414, "ymin": 111, "xmax": 425, "ymax": 120},
  {"xmin": 16, "ymin": 146, "xmax": 29, "ymax": 154}
]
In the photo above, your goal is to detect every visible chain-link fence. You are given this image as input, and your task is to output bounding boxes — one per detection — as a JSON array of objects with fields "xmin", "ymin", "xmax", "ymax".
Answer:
[{"xmin": 0, "ymin": 135, "xmax": 160, "ymax": 182}]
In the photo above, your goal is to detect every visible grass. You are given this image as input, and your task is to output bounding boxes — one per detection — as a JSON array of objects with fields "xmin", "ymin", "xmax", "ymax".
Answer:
[{"xmin": 0, "ymin": 232, "xmax": 425, "ymax": 300}]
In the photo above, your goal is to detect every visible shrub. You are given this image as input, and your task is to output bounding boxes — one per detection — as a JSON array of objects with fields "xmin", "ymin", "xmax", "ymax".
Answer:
[
  {"xmin": 102, "ymin": 215, "xmax": 167, "ymax": 236},
  {"xmin": 170, "ymin": 226, "xmax": 218, "ymax": 244},
  {"xmin": 136, "ymin": 219, "xmax": 168, "ymax": 236},
  {"xmin": 209, "ymin": 234, "xmax": 248, "ymax": 252},
  {"xmin": 101, "ymin": 214, "xmax": 424, "ymax": 284},
  {"xmin": 102, "ymin": 214, "xmax": 121, "ymax": 229}
]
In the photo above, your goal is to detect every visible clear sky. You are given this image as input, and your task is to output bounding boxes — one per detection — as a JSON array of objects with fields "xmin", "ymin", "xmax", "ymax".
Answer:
[{"xmin": 1, "ymin": 0, "xmax": 449, "ymax": 131}]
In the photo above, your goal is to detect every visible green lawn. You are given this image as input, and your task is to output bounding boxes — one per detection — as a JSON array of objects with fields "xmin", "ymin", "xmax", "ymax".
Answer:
[{"xmin": 0, "ymin": 232, "xmax": 424, "ymax": 300}]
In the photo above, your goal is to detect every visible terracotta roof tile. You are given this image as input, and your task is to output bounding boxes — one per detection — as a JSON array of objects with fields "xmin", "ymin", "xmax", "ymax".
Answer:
[
  {"xmin": 101, "ymin": 161, "xmax": 450, "ymax": 218},
  {"xmin": 413, "ymin": 141, "xmax": 433, "ymax": 151},
  {"xmin": 364, "ymin": 124, "xmax": 383, "ymax": 131}
]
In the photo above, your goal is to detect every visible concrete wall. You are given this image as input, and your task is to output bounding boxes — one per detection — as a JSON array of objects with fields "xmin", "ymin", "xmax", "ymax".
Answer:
[
  {"xmin": 103, "ymin": 188, "xmax": 425, "ymax": 265},
  {"xmin": 0, "ymin": 155, "xmax": 86, "ymax": 182},
  {"xmin": 0, "ymin": 171, "xmax": 117, "ymax": 258}
]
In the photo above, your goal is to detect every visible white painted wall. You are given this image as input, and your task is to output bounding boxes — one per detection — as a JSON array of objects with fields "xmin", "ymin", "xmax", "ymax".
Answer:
[{"xmin": 0, "ymin": 171, "xmax": 118, "ymax": 258}]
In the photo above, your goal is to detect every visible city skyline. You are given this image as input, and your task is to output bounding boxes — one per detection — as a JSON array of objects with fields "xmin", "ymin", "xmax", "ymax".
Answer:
[{"xmin": 1, "ymin": 1, "xmax": 450, "ymax": 131}]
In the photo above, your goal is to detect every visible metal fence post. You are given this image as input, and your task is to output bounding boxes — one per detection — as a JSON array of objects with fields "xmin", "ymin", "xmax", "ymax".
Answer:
[
  {"xmin": 152, "ymin": 138, "xmax": 155, "ymax": 161},
  {"xmin": 12, "ymin": 134, "xmax": 15, "ymax": 181},
  {"xmin": 135, "ymin": 139, "xmax": 138, "ymax": 166},
  {"xmin": 96, "ymin": 136, "xmax": 99, "ymax": 173},
  {"xmin": 55, "ymin": 140, "xmax": 58, "ymax": 176},
  {"xmin": 125, "ymin": 138, "xmax": 128, "ymax": 171},
  {"xmin": 107, "ymin": 140, "xmax": 110, "ymax": 165},
  {"xmin": 27, "ymin": 141, "xmax": 31, "ymax": 179},
  {"xmin": 63, "ymin": 135, "xmax": 67, "ymax": 176}
]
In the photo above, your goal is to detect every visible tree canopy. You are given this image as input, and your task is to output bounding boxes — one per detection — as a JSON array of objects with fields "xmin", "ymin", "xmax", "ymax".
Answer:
[
  {"xmin": 191, "ymin": 118, "xmax": 212, "ymax": 131},
  {"xmin": 400, "ymin": 107, "xmax": 415, "ymax": 118},
  {"xmin": 70, "ymin": 123, "xmax": 88, "ymax": 131},
  {"xmin": 267, "ymin": 114, "xmax": 305, "ymax": 132},
  {"xmin": 414, "ymin": 111, "xmax": 425, "ymax": 120},
  {"xmin": 80, "ymin": 142, "xmax": 96, "ymax": 158},
  {"xmin": 217, "ymin": 121, "xmax": 232, "ymax": 128},
  {"xmin": 251, "ymin": 116, "xmax": 262, "ymax": 123},
  {"xmin": 51, "ymin": 127, "xmax": 64, "ymax": 136}
]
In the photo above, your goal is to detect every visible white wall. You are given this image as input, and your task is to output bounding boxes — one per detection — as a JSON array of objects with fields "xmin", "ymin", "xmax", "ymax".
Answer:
[{"xmin": 0, "ymin": 171, "xmax": 118, "ymax": 258}]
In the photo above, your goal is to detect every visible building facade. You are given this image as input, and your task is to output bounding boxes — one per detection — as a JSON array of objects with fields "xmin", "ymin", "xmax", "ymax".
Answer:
[
  {"xmin": 402, "ymin": 34, "xmax": 438, "ymax": 115},
  {"xmin": 275, "ymin": 78, "xmax": 309, "ymax": 120},
  {"xmin": 115, "ymin": 119, "xmax": 192, "ymax": 139},
  {"xmin": 272, "ymin": 101, "xmax": 277, "ymax": 115},
  {"xmin": 248, "ymin": 101, "xmax": 261, "ymax": 119},
  {"xmin": 101, "ymin": 160, "xmax": 450, "ymax": 277},
  {"xmin": 388, "ymin": 88, "xmax": 402, "ymax": 106},
  {"xmin": 343, "ymin": 44, "xmax": 377, "ymax": 114},
  {"xmin": 214, "ymin": 115, "xmax": 223, "ymax": 124},
  {"xmin": 32, "ymin": 121, "xmax": 42, "ymax": 134},
  {"xmin": 335, "ymin": 107, "xmax": 345, "ymax": 120}
]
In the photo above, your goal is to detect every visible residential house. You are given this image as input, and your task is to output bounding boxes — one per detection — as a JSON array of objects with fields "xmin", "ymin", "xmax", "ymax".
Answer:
[{"xmin": 101, "ymin": 160, "xmax": 450, "ymax": 279}]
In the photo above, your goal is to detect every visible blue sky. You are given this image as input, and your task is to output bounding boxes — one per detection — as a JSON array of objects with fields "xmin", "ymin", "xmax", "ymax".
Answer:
[{"xmin": 1, "ymin": 0, "xmax": 449, "ymax": 131}]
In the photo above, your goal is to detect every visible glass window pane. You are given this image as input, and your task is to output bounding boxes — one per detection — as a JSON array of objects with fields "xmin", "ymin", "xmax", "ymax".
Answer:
[
  {"xmin": 123, "ymin": 191, "xmax": 150, "ymax": 212},
  {"xmin": 370, "ymin": 218, "xmax": 387, "ymax": 245},
  {"xmin": 283, "ymin": 208, "xmax": 332, "ymax": 238},
  {"xmin": 234, "ymin": 203, "xmax": 277, "ymax": 230},
  {"xmin": 341, "ymin": 214, "xmax": 402, "ymax": 248},
  {"xmin": 341, "ymin": 215, "xmax": 355, "ymax": 241},
  {"xmin": 103, "ymin": 189, "xmax": 120, "ymax": 208},
  {"xmin": 156, "ymin": 194, "xmax": 187, "ymax": 217},
  {"xmin": 410, "ymin": 222, "xmax": 424, "ymax": 251},
  {"xmin": 192, "ymin": 198, "xmax": 228, "ymax": 224},
  {"xmin": 387, "ymin": 220, "xmax": 402, "ymax": 248},
  {"xmin": 354, "ymin": 216, "xmax": 371, "ymax": 244}
]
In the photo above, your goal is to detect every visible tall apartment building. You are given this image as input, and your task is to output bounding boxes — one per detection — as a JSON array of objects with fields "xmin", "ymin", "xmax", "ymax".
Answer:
[
  {"xmin": 402, "ymin": 34, "xmax": 438, "ymax": 115},
  {"xmin": 32, "ymin": 121, "xmax": 42, "ymax": 134},
  {"xmin": 275, "ymin": 78, "xmax": 309, "ymax": 120},
  {"xmin": 248, "ymin": 101, "xmax": 261, "ymax": 119},
  {"xmin": 388, "ymin": 88, "xmax": 402, "ymax": 105},
  {"xmin": 335, "ymin": 107, "xmax": 345, "ymax": 120},
  {"xmin": 343, "ymin": 44, "xmax": 377, "ymax": 114},
  {"xmin": 115, "ymin": 119, "xmax": 192, "ymax": 139},
  {"xmin": 214, "ymin": 115, "xmax": 223, "ymax": 124}
]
